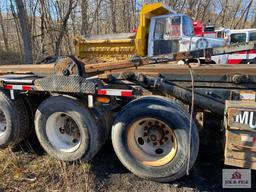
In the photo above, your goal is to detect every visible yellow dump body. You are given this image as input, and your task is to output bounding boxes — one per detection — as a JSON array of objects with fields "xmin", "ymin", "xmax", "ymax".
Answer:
[
  {"xmin": 74, "ymin": 3, "xmax": 170, "ymax": 63},
  {"xmin": 74, "ymin": 33, "xmax": 136, "ymax": 63}
]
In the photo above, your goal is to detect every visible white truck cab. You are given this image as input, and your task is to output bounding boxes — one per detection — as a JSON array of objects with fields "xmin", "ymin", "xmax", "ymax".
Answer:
[
  {"xmin": 216, "ymin": 29, "xmax": 256, "ymax": 64},
  {"xmin": 226, "ymin": 29, "xmax": 256, "ymax": 44},
  {"xmin": 148, "ymin": 14, "xmax": 226, "ymax": 62}
]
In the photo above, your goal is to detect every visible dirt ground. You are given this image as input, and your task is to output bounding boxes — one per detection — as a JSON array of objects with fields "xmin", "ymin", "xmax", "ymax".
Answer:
[{"xmin": 0, "ymin": 121, "xmax": 255, "ymax": 192}]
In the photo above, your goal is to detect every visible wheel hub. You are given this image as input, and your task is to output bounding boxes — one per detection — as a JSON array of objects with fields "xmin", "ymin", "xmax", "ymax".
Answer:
[
  {"xmin": 127, "ymin": 118, "xmax": 177, "ymax": 167},
  {"xmin": 142, "ymin": 121, "xmax": 170, "ymax": 148},
  {"xmin": 46, "ymin": 113, "xmax": 81, "ymax": 153},
  {"xmin": 148, "ymin": 126, "xmax": 163, "ymax": 141}
]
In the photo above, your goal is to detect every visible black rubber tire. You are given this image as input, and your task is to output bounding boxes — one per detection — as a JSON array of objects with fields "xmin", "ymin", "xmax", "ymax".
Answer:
[
  {"xmin": 112, "ymin": 96, "xmax": 199, "ymax": 182},
  {"xmin": 0, "ymin": 91, "xmax": 30, "ymax": 148},
  {"xmin": 34, "ymin": 96, "xmax": 105, "ymax": 162},
  {"xmin": 90, "ymin": 107, "xmax": 112, "ymax": 143}
]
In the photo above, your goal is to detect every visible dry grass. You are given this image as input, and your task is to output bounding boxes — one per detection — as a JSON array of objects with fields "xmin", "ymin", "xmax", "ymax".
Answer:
[
  {"xmin": 0, "ymin": 147, "xmax": 94, "ymax": 192},
  {"xmin": 0, "ymin": 141, "xmax": 187, "ymax": 192},
  {"xmin": 1, "ymin": 132, "xmax": 254, "ymax": 192}
]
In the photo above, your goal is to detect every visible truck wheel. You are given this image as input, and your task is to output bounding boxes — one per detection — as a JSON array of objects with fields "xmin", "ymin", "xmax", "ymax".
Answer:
[
  {"xmin": 34, "ymin": 96, "xmax": 104, "ymax": 162},
  {"xmin": 91, "ymin": 108, "xmax": 112, "ymax": 143},
  {"xmin": 0, "ymin": 91, "xmax": 30, "ymax": 148},
  {"xmin": 112, "ymin": 96, "xmax": 199, "ymax": 182}
]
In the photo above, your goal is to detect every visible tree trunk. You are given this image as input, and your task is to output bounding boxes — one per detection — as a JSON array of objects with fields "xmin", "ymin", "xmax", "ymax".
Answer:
[
  {"xmin": 234, "ymin": 0, "xmax": 253, "ymax": 29},
  {"xmin": 39, "ymin": 0, "xmax": 46, "ymax": 55},
  {"xmin": 80, "ymin": 0, "xmax": 88, "ymax": 35},
  {"xmin": 0, "ymin": 8, "xmax": 10, "ymax": 52},
  {"xmin": 252, "ymin": 16, "xmax": 256, "ymax": 28},
  {"xmin": 194, "ymin": 0, "xmax": 202, "ymax": 20},
  {"xmin": 88, "ymin": 0, "xmax": 103, "ymax": 34},
  {"xmin": 55, "ymin": 0, "xmax": 77, "ymax": 56},
  {"xmin": 242, "ymin": 0, "xmax": 253, "ymax": 29},
  {"xmin": 179, "ymin": 0, "xmax": 187, "ymax": 13},
  {"xmin": 221, "ymin": 0, "xmax": 228, "ymax": 27},
  {"xmin": 15, "ymin": 0, "xmax": 33, "ymax": 64},
  {"xmin": 201, "ymin": 0, "xmax": 212, "ymax": 22},
  {"xmin": 96, "ymin": 0, "xmax": 100, "ymax": 34},
  {"xmin": 10, "ymin": 0, "xmax": 23, "ymax": 61},
  {"xmin": 230, "ymin": 0, "xmax": 242, "ymax": 28},
  {"xmin": 109, "ymin": 0, "xmax": 117, "ymax": 33}
]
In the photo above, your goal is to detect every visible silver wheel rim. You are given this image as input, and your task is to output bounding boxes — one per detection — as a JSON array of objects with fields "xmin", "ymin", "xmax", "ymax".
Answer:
[
  {"xmin": 0, "ymin": 109, "xmax": 7, "ymax": 137},
  {"xmin": 46, "ymin": 112, "xmax": 81, "ymax": 153}
]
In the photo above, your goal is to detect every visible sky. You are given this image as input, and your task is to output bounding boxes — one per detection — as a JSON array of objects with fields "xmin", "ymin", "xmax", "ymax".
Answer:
[{"xmin": 1, "ymin": 0, "xmax": 255, "ymax": 21}]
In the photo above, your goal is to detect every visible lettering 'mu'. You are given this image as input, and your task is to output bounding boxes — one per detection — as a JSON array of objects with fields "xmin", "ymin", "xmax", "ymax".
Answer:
[{"xmin": 235, "ymin": 111, "xmax": 256, "ymax": 129}]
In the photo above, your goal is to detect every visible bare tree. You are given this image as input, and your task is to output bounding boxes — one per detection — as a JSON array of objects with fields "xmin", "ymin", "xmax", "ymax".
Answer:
[
  {"xmin": 230, "ymin": 0, "xmax": 242, "ymax": 28},
  {"xmin": 241, "ymin": 0, "xmax": 253, "ymax": 29},
  {"xmin": 39, "ymin": 0, "xmax": 46, "ymax": 55},
  {"xmin": 234, "ymin": 0, "xmax": 253, "ymax": 29},
  {"xmin": 15, "ymin": 0, "xmax": 33, "ymax": 63},
  {"xmin": 109, "ymin": 0, "xmax": 117, "ymax": 33},
  {"xmin": 252, "ymin": 16, "xmax": 256, "ymax": 28},
  {"xmin": 0, "ymin": 7, "xmax": 10, "ymax": 52},
  {"xmin": 55, "ymin": 0, "xmax": 78, "ymax": 56},
  {"xmin": 194, "ymin": 0, "xmax": 202, "ymax": 20},
  {"xmin": 80, "ymin": 0, "xmax": 88, "ymax": 35},
  {"xmin": 201, "ymin": 0, "xmax": 212, "ymax": 22},
  {"xmin": 221, "ymin": 0, "xmax": 229, "ymax": 27},
  {"xmin": 10, "ymin": 0, "xmax": 23, "ymax": 61},
  {"xmin": 0, "ymin": 0, "xmax": 255, "ymax": 65}
]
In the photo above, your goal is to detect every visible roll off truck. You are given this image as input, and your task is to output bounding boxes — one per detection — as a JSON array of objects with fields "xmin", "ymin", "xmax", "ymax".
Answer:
[{"xmin": 0, "ymin": 3, "xmax": 256, "ymax": 182}]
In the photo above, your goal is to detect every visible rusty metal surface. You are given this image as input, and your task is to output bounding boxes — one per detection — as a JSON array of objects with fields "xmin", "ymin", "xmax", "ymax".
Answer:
[
  {"xmin": 54, "ymin": 57, "xmax": 83, "ymax": 76},
  {"xmin": 0, "ymin": 59, "xmax": 144, "ymax": 76},
  {"xmin": 85, "ymin": 60, "xmax": 143, "ymax": 73},
  {"xmin": 107, "ymin": 64, "xmax": 256, "ymax": 76},
  {"xmin": 224, "ymin": 100, "xmax": 256, "ymax": 170},
  {"xmin": 0, "ymin": 64, "xmax": 54, "ymax": 75},
  {"xmin": 4, "ymin": 63, "xmax": 256, "ymax": 77},
  {"xmin": 0, "ymin": 41, "xmax": 256, "ymax": 77}
]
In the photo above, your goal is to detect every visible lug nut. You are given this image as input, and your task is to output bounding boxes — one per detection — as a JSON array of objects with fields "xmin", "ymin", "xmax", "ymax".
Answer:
[
  {"xmin": 150, "ymin": 135, "xmax": 157, "ymax": 141},
  {"xmin": 59, "ymin": 127, "xmax": 65, "ymax": 134}
]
